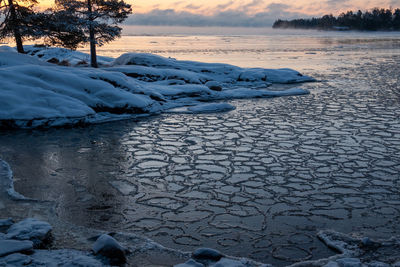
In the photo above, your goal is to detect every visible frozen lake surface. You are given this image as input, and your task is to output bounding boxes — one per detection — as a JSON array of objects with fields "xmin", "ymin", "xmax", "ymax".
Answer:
[{"xmin": 1, "ymin": 29, "xmax": 400, "ymax": 266}]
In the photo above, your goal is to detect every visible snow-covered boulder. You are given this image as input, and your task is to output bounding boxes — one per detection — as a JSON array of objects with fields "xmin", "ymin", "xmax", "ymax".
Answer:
[
  {"xmin": 205, "ymin": 81, "xmax": 222, "ymax": 91},
  {"xmin": 0, "ymin": 46, "xmax": 314, "ymax": 129},
  {"xmin": 111, "ymin": 53, "xmax": 315, "ymax": 85},
  {"xmin": 6, "ymin": 218, "xmax": 52, "ymax": 248},
  {"xmin": 0, "ymin": 240, "xmax": 33, "ymax": 257},
  {"xmin": 192, "ymin": 248, "xmax": 224, "ymax": 262},
  {"xmin": 92, "ymin": 234, "xmax": 126, "ymax": 265},
  {"xmin": 0, "ymin": 50, "xmax": 160, "ymax": 128}
]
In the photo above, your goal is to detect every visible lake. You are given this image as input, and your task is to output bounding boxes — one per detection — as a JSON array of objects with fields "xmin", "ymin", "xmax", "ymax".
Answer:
[{"xmin": 1, "ymin": 27, "xmax": 400, "ymax": 266}]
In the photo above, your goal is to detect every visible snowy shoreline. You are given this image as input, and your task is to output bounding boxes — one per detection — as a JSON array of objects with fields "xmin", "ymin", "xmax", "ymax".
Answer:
[{"xmin": 1, "ymin": 45, "xmax": 313, "ymax": 129}]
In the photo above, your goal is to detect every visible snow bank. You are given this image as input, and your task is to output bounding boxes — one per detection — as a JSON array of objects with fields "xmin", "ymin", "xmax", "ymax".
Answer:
[
  {"xmin": 0, "ymin": 49, "xmax": 159, "ymax": 128},
  {"xmin": 1, "ymin": 46, "xmax": 313, "ymax": 129},
  {"xmin": 110, "ymin": 53, "xmax": 315, "ymax": 85}
]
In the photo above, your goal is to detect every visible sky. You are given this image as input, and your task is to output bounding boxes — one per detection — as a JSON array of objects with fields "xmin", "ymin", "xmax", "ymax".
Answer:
[{"xmin": 40, "ymin": 0, "xmax": 400, "ymax": 27}]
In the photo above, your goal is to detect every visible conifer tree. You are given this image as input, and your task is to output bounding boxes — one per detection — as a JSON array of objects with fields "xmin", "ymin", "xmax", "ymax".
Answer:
[
  {"xmin": 52, "ymin": 0, "xmax": 132, "ymax": 67},
  {"xmin": 0, "ymin": 0, "xmax": 39, "ymax": 53}
]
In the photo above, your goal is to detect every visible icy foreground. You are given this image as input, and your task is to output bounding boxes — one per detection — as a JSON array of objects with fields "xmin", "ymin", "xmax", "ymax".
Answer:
[
  {"xmin": 1, "ymin": 158, "xmax": 400, "ymax": 266},
  {"xmin": 0, "ymin": 46, "xmax": 313, "ymax": 129}
]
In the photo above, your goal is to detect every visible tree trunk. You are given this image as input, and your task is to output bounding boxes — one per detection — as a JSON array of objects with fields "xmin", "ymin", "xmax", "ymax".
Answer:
[
  {"xmin": 89, "ymin": 26, "xmax": 97, "ymax": 68},
  {"xmin": 7, "ymin": 0, "xmax": 24, "ymax": 53},
  {"xmin": 87, "ymin": 0, "xmax": 97, "ymax": 68}
]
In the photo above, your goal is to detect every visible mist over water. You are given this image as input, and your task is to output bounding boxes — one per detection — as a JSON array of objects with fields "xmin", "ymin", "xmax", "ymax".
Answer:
[{"xmin": 84, "ymin": 26, "xmax": 400, "ymax": 71}]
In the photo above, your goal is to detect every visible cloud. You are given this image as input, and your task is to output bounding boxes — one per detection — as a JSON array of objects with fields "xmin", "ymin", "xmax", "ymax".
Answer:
[
  {"xmin": 185, "ymin": 4, "xmax": 202, "ymax": 10},
  {"xmin": 126, "ymin": 6, "xmax": 307, "ymax": 27},
  {"xmin": 242, "ymin": 0, "xmax": 265, "ymax": 11},
  {"xmin": 216, "ymin": 1, "xmax": 235, "ymax": 11}
]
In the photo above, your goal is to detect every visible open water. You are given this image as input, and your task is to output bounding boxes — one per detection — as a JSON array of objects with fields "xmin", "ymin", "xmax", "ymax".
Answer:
[{"xmin": 1, "ymin": 27, "xmax": 400, "ymax": 266}]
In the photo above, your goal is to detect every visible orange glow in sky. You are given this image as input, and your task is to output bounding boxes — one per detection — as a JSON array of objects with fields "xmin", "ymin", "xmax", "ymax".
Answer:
[{"xmin": 38, "ymin": 0, "xmax": 399, "ymax": 16}]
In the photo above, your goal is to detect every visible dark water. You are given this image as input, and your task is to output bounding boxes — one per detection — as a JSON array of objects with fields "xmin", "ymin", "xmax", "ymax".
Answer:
[{"xmin": 0, "ymin": 35, "xmax": 400, "ymax": 266}]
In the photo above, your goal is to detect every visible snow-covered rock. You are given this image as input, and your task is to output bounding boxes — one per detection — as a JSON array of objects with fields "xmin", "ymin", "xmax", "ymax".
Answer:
[
  {"xmin": 110, "ymin": 53, "xmax": 314, "ymax": 85},
  {"xmin": 0, "ymin": 46, "xmax": 314, "ymax": 129},
  {"xmin": 0, "ymin": 50, "xmax": 161, "ymax": 128},
  {"xmin": 205, "ymin": 81, "xmax": 223, "ymax": 91},
  {"xmin": 6, "ymin": 218, "xmax": 52, "ymax": 248},
  {"xmin": 0, "ymin": 239, "xmax": 33, "ymax": 257},
  {"xmin": 92, "ymin": 234, "xmax": 126, "ymax": 264},
  {"xmin": 192, "ymin": 248, "xmax": 224, "ymax": 262}
]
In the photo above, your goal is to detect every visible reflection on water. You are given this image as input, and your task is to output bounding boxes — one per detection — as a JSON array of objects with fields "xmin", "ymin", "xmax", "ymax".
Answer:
[{"xmin": 1, "ymin": 31, "xmax": 400, "ymax": 266}]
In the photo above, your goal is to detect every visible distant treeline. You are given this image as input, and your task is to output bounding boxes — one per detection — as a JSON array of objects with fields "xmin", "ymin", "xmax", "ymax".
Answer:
[{"xmin": 273, "ymin": 8, "xmax": 400, "ymax": 31}]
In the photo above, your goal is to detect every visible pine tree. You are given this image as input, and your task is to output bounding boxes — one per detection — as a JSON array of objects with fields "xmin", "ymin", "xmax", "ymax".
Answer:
[
  {"xmin": 35, "ymin": 10, "xmax": 86, "ymax": 50},
  {"xmin": 52, "ymin": 0, "xmax": 132, "ymax": 67},
  {"xmin": 0, "ymin": 0, "xmax": 39, "ymax": 53}
]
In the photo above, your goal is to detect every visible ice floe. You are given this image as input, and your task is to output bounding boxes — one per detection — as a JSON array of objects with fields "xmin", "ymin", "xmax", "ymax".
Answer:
[
  {"xmin": 0, "ymin": 45, "xmax": 313, "ymax": 129},
  {"xmin": 168, "ymin": 103, "xmax": 236, "ymax": 114}
]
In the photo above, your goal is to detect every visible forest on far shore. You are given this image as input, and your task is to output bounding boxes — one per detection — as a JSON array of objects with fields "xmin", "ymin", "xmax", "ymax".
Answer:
[{"xmin": 273, "ymin": 8, "xmax": 400, "ymax": 31}]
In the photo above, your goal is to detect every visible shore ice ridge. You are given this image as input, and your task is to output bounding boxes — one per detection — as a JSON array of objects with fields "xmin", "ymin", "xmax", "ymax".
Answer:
[{"xmin": 1, "ymin": 45, "xmax": 313, "ymax": 129}]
